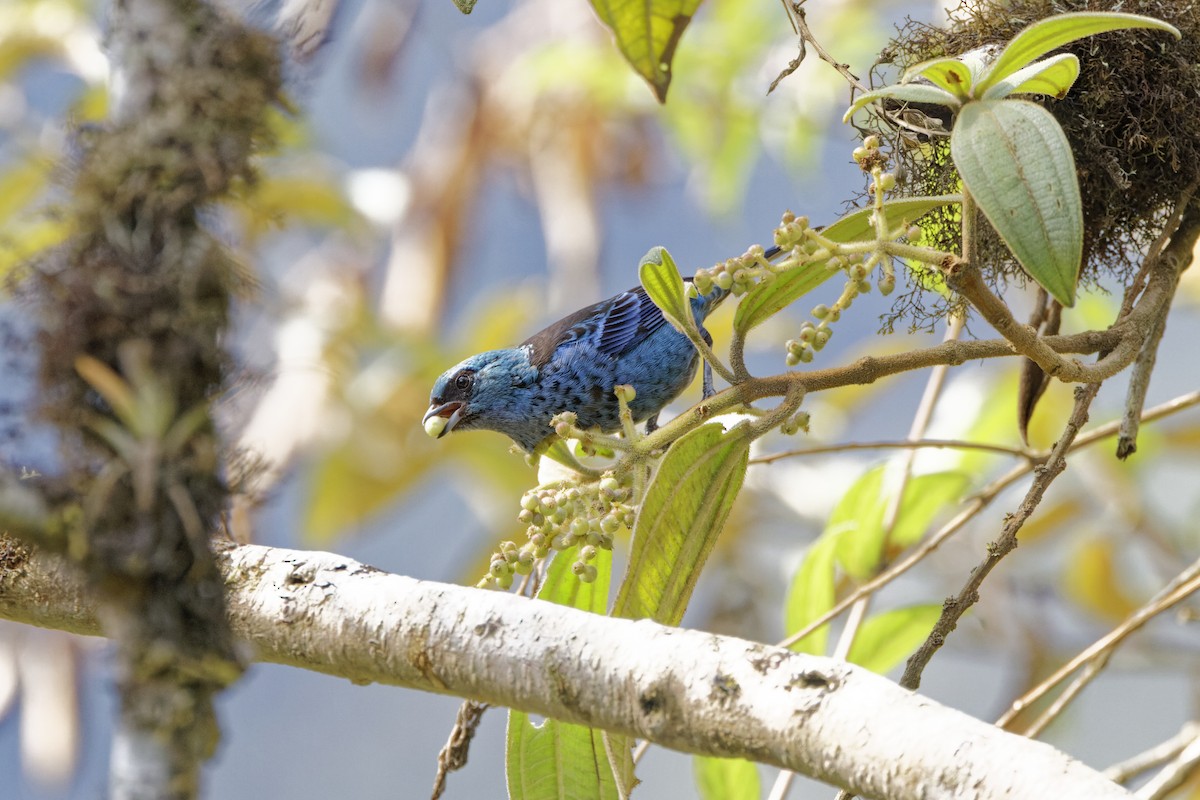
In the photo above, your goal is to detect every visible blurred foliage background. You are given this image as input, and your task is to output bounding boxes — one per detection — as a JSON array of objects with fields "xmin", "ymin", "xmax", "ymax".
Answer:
[{"xmin": 1, "ymin": 0, "xmax": 1199, "ymax": 797}]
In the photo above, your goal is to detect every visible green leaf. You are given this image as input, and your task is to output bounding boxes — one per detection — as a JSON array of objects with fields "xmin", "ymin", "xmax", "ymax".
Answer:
[
  {"xmin": 733, "ymin": 195, "xmax": 961, "ymax": 333},
  {"xmin": 639, "ymin": 245, "xmax": 691, "ymax": 332},
  {"xmin": 845, "ymin": 604, "xmax": 942, "ymax": 674},
  {"xmin": 830, "ymin": 466, "xmax": 887, "ymax": 580},
  {"xmin": 783, "ymin": 535, "xmax": 837, "ymax": 654},
  {"xmin": 825, "ymin": 467, "xmax": 970, "ymax": 581},
  {"xmin": 974, "ymin": 12, "xmax": 1180, "ymax": 97},
  {"xmin": 843, "ymin": 84, "xmax": 959, "ymax": 123},
  {"xmin": 951, "ymin": 100, "xmax": 1082, "ymax": 306},
  {"xmin": 822, "ymin": 195, "xmax": 963, "ymax": 245},
  {"xmin": 901, "ymin": 57, "xmax": 973, "ymax": 99},
  {"xmin": 981, "ymin": 53, "xmax": 1080, "ymax": 100},
  {"xmin": 507, "ymin": 549, "xmax": 621, "ymax": 800},
  {"xmin": 589, "ymin": 0, "xmax": 703, "ymax": 102},
  {"xmin": 694, "ymin": 755, "xmax": 761, "ymax": 800},
  {"xmin": 451, "ymin": 0, "xmax": 477, "ymax": 11},
  {"xmin": 613, "ymin": 423, "xmax": 750, "ymax": 625},
  {"xmin": 536, "ymin": 547, "xmax": 612, "ymax": 613},
  {"xmin": 890, "ymin": 471, "xmax": 971, "ymax": 549}
]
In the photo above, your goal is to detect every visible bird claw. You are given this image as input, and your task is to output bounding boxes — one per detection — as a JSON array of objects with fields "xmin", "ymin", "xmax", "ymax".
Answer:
[{"xmin": 645, "ymin": 414, "xmax": 659, "ymax": 434}]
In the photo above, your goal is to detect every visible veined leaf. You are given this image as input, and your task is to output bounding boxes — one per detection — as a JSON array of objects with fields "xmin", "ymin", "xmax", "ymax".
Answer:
[
  {"xmin": 951, "ymin": 100, "xmax": 1082, "ymax": 306},
  {"xmin": 843, "ymin": 84, "xmax": 959, "ymax": 123},
  {"xmin": 832, "ymin": 466, "xmax": 969, "ymax": 580},
  {"xmin": 889, "ymin": 471, "xmax": 970, "ymax": 549},
  {"xmin": 589, "ymin": 0, "xmax": 703, "ymax": 102},
  {"xmin": 846, "ymin": 604, "xmax": 942, "ymax": 674},
  {"xmin": 974, "ymin": 12, "xmax": 1180, "ymax": 97},
  {"xmin": 694, "ymin": 755, "xmax": 760, "ymax": 800},
  {"xmin": 613, "ymin": 423, "xmax": 750, "ymax": 625},
  {"xmin": 783, "ymin": 535, "xmax": 837, "ymax": 655},
  {"xmin": 639, "ymin": 245, "xmax": 691, "ymax": 333},
  {"xmin": 507, "ymin": 549, "xmax": 620, "ymax": 800},
  {"xmin": 901, "ymin": 57, "xmax": 973, "ymax": 99},
  {"xmin": 830, "ymin": 466, "xmax": 887, "ymax": 580},
  {"xmin": 982, "ymin": 53, "xmax": 1080, "ymax": 100},
  {"xmin": 734, "ymin": 195, "xmax": 960, "ymax": 333}
]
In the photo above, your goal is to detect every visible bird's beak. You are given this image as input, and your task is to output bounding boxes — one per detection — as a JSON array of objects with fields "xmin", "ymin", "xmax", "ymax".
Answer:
[{"xmin": 422, "ymin": 401, "xmax": 466, "ymax": 439}]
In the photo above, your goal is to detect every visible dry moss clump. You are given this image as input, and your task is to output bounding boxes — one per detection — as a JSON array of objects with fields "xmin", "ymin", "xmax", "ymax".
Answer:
[{"xmin": 877, "ymin": 0, "xmax": 1200, "ymax": 328}]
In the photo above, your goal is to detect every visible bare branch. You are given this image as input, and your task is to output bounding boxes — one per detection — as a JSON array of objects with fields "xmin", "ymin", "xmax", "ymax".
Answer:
[
  {"xmin": 900, "ymin": 382, "xmax": 1102, "ymax": 690},
  {"xmin": 0, "ymin": 540, "xmax": 1134, "ymax": 800}
]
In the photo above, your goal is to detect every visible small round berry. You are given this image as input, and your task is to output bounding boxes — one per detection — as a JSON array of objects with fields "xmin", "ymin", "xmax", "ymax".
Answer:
[
  {"xmin": 578, "ymin": 565, "xmax": 598, "ymax": 584},
  {"xmin": 580, "ymin": 545, "xmax": 598, "ymax": 562},
  {"xmin": 812, "ymin": 304, "xmax": 830, "ymax": 319},
  {"xmin": 863, "ymin": 135, "xmax": 880, "ymax": 149},
  {"xmin": 878, "ymin": 172, "xmax": 896, "ymax": 192},
  {"xmin": 715, "ymin": 271, "xmax": 734, "ymax": 291},
  {"xmin": 423, "ymin": 415, "xmax": 449, "ymax": 438}
]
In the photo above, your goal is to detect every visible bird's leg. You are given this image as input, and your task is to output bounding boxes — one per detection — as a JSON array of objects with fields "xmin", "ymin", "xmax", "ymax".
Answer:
[
  {"xmin": 645, "ymin": 414, "xmax": 659, "ymax": 433},
  {"xmin": 700, "ymin": 326, "xmax": 716, "ymax": 399}
]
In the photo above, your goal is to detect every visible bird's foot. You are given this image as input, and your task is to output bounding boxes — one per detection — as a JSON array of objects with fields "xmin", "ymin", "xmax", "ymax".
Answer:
[{"xmin": 645, "ymin": 414, "xmax": 659, "ymax": 434}]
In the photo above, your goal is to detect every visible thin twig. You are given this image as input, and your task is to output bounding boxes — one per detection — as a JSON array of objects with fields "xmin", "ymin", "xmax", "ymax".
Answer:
[
  {"xmin": 1137, "ymin": 734, "xmax": 1200, "ymax": 800},
  {"xmin": 751, "ymin": 438, "xmax": 1031, "ymax": 464},
  {"xmin": 900, "ymin": 382, "xmax": 1102, "ymax": 690},
  {"xmin": 767, "ymin": 769, "xmax": 796, "ymax": 800},
  {"xmin": 772, "ymin": 2, "xmax": 866, "ymax": 96},
  {"xmin": 1116, "ymin": 187, "xmax": 1197, "ymax": 458},
  {"xmin": 1105, "ymin": 722, "xmax": 1200, "ymax": 784},
  {"xmin": 430, "ymin": 700, "xmax": 489, "ymax": 800},
  {"xmin": 1021, "ymin": 653, "xmax": 1109, "ymax": 739},
  {"xmin": 776, "ymin": 389, "xmax": 1200, "ymax": 650},
  {"xmin": 997, "ymin": 556, "xmax": 1200, "ymax": 729}
]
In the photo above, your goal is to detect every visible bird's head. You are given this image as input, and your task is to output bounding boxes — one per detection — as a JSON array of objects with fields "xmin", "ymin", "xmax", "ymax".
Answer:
[{"xmin": 422, "ymin": 349, "xmax": 536, "ymax": 441}]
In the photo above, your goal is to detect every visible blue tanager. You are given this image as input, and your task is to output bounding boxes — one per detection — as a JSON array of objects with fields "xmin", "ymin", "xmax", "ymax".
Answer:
[{"xmin": 423, "ymin": 277, "xmax": 730, "ymax": 453}]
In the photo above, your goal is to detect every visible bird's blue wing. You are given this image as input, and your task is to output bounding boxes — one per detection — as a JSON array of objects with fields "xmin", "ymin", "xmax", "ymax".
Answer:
[
  {"xmin": 521, "ymin": 287, "xmax": 671, "ymax": 368},
  {"xmin": 594, "ymin": 288, "xmax": 670, "ymax": 359}
]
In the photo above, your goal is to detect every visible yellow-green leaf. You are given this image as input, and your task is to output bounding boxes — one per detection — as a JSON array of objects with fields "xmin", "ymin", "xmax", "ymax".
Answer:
[
  {"xmin": 507, "ymin": 549, "xmax": 621, "ymax": 800},
  {"xmin": 830, "ymin": 466, "xmax": 887, "ymax": 580},
  {"xmin": 694, "ymin": 755, "xmax": 760, "ymax": 800},
  {"xmin": 901, "ymin": 57, "xmax": 973, "ymax": 99},
  {"xmin": 951, "ymin": 100, "xmax": 1081, "ymax": 306},
  {"xmin": 889, "ymin": 471, "xmax": 971, "ymax": 549},
  {"xmin": 783, "ymin": 535, "xmax": 837, "ymax": 655},
  {"xmin": 981, "ymin": 53, "xmax": 1080, "ymax": 101},
  {"xmin": 589, "ymin": 0, "xmax": 703, "ymax": 102},
  {"xmin": 846, "ymin": 604, "xmax": 942, "ymax": 674},
  {"xmin": 639, "ymin": 245, "xmax": 690, "ymax": 333},
  {"xmin": 974, "ymin": 12, "xmax": 1180, "ymax": 98},
  {"xmin": 843, "ymin": 84, "xmax": 960, "ymax": 123},
  {"xmin": 613, "ymin": 423, "xmax": 750, "ymax": 624}
]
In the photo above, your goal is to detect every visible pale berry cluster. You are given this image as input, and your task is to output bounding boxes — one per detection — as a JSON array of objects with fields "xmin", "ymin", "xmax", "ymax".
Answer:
[
  {"xmin": 692, "ymin": 244, "xmax": 771, "ymax": 297},
  {"xmin": 478, "ymin": 472, "xmax": 635, "ymax": 589}
]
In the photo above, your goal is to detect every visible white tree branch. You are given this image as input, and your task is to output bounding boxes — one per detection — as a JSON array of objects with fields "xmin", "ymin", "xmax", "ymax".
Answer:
[{"xmin": 0, "ymin": 539, "xmax": 1131, "ymax": 800}]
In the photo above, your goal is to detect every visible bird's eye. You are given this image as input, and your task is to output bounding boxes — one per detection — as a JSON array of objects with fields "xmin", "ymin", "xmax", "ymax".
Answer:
[{"xmin": 454, "ymin": 372, "xmax": 473, "ymax": 391}]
